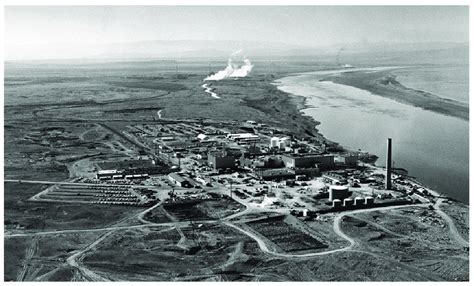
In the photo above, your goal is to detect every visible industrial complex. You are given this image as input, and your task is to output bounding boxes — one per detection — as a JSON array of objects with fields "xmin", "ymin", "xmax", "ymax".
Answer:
[
  {"xmin": 6, "ymin": 111, "xmax": 464, "ymax": 282},
  {"xmin": 27, "ymin": 115, "xmax": 436, "ymax": 219}
]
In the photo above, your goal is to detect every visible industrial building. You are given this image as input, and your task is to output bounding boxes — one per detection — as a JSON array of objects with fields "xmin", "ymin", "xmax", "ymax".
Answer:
[
  {"xmin": 365, "ymin": 197, "xmax": 374, "ymax": 205},
  {"xmin": 270, "ymin": 136, "xmax": 290, "ymax": 150},
  {"xmin": 282, "ymin": 154, "xmax": 335, "ymax": 170},
  {"xmin": 240, "ymin": 156, "xmax": 285, "ymax": 169},
  {"xmin": 97, "ymin": 169, "xmax": 122, "ymax": 180},
  {"xmin": 208, "ymin": 151, "xmax": 236, "ymax": 170},
  {"xmin": 335, "ymin": 154, "xmax": 358, "ymax": 166},
  {"xmin": 354, "ymin": 197, "xmax": 365, "ymax": 206},
  {"xmin": 96, "ymin": 158, "xmax": 172, "ymax": 180},
  {"xmin": 294, "ymin": 167, "xmax": 320, "ymax": 178},
  {"xmin": 254, "ymin": 168, "xmax": 296, "ymax": 180},
  {"xmin": 226, "ymin": 133, "xmax": 259, "ymax": 142},
  {"xmin": 168, "ymin": 173, "xmax": 192, "ymax": 188},
  {"xmin": 332, "ymin": 199, "xmax": 342, "ymax": 208},
  {"xmin": 343, "ymin": 198, "xmax": 354, "ymax": 207},
  {"xmin": 328, "ymin": 185, "xmax": 350, "ymax": 201},
  {"xmin": 323, "ymin": 172, "xmax": 348, "ymax": 185}
]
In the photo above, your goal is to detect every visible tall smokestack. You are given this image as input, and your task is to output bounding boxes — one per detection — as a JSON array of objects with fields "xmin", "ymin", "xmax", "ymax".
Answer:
[{"xmin": 385, "ymin": 138, "xmax": 392, "ymax": 190}]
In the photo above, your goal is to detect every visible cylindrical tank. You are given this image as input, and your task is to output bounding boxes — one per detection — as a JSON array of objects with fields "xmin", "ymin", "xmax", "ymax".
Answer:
[
  {"xmin": 329, "ymin": 185, "xmax": 349, "ymax": 201},
  {"xmin": 354, "ymin": 197, "xmax": 364, "ymax": 206},
  {"xmin": 343, "ymin": 198, "xmax": 353, "ymax": 207},
  {"xmin": 332, "ymin": 199, "xmax": 342, "ymax": 208},
  {"xmin": 365, "ymin": 196, "xmax": 374, "ymax": 205}
]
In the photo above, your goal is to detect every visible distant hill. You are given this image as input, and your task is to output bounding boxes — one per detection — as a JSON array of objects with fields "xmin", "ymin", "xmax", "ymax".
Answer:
[{"xmin": 6, "ymin": 39, "xmax": 468, "ymax": 65}]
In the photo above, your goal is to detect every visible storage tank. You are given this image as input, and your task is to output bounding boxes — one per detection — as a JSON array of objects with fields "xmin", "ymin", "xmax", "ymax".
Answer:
[
  {"xmin": 365, "ymin": 196, "xmax": 374, "ymax": 205},
  {"xmin": 343, "ymin": 198, "xmax": 354, "ymax": 207},
  {"xmin": 270, "ymin": 137, "xmax": 279, "ymax": 148},
  {"xmin": 302, "ymin": 209, "xmax": 308, "ymax": 217},
  {"xmin": 329, "ymin": 185, "xmax": 349, "ymax": 201},
  {"xmin": 332, "ymin": 199, "xmax": 342, "ymax": 208},
  {"xmin": 279, "ymin": 141, "xmax": 287, "ymax": 150},
  {"xmin": 354, "ymin": 197, "xmax": 364, "ymax": 206}
]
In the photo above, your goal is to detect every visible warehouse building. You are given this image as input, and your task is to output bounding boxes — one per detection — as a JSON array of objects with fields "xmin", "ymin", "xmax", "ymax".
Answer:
[{"xmin": 168, "ymin": 173, "xmax": 192, "ymax": 188}]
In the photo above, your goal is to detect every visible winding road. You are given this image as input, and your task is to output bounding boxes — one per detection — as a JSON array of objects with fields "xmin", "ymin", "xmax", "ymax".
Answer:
[
  {"xmin": 7, "ymin": 177, "xmax": 469, "ymax": 281},
  {"xmin": 433, "ymin": 199, "xmax": 469, "ymax": 248}
]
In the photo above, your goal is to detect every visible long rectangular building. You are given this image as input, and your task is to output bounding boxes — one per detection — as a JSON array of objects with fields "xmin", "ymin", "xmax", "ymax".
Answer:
[
  {"xmin": 282, "ymin": 154, "xmax": 335, "ymax": 170},
  {"xmin": 226, "ymin": 133, "xmax": 259, "ymax": 142}
]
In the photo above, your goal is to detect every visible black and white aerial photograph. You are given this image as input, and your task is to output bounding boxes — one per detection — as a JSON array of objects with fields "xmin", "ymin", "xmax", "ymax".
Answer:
[{"xmin": 2, "ymin": 1, "xmax": 471, "ymax": 282}]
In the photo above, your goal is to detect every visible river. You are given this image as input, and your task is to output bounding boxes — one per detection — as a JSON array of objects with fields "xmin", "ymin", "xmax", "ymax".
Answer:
[{"xmin": 274, "ymin": 67, "xmax": 469, "ymax": 203}]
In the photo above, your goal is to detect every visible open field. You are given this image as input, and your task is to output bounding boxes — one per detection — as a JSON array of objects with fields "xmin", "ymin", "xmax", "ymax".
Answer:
[
  {"xmin": 5, "ymin": 231, "xmax": 114, "ymax": 281},
  {"xmin": 5, "ymin": 182, "xmax": 145, "ymax": 233},
  {"xmin": 439, "ymin": 198, "xmax": 469, "ymax": 241},
  {"xmin": 248, "ymin": 216, "xmax": 328, "ymax": 253},
  {"xmin": 82, "ymin": 224, "xmax": 261, "ymax": 281},
  {"xmin": 339, "ymin": 207, "xmax": 469, "ymax": 281},
  {"xmin": 162, "ymin": 198, "xmax": 244, "ymax": 221}
]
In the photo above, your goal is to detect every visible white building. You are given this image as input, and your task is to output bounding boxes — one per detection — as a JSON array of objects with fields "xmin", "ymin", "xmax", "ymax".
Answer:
[
  {"xmin": 226, "ymin": 133, "xmax": 259, "ymax": 142},
  {"xmin": 270, "ymin": 136, "xmax": 290, "ymax": 150},
  {"xmin": 197, "ymin": 134, "xmax": 208, "ymax": 141}
]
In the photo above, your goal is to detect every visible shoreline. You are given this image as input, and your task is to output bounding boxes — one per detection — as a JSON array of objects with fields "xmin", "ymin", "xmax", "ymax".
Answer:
[
  {"xmin": 273, "ymin": 70, "xmax": 466, "ymax": 205},
  {"xmin": 322, "ymin": 70, "xmax": 469, "ymax": 121}
]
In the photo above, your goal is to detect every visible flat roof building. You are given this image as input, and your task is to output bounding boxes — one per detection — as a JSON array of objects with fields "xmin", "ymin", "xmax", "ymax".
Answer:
[
  {"xmin": 208, "ymin": 151, "xmax": 236, "ymax": 170},
  {"xmin": 335, "ymin": 154, "xmax": 358, "ymax": 166},
  {"xmin": 282, "ymin": 154, "xmax": 335, "ymax": 170},
  {"xmin": 226, "ymin": 133, "xmax": 259, "ymax": 142},
  {"xmin": 168, "ymin": 172, "xmax": 192, "ymax": 188}
]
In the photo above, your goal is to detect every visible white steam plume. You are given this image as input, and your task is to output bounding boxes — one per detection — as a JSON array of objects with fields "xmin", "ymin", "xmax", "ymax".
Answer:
[{"xmin": 204, "ymin": 51, "xmax": 254, "ymax": 81}]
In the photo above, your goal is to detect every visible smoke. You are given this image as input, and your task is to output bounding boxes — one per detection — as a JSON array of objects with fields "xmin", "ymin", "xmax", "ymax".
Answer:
[
  {"xmin": 204, "ymin": 51, "xmax": 254, "ymax": 81},
  {"xmin": 336, "ymin": 45, "xmax": 347, "ymax": 65}
]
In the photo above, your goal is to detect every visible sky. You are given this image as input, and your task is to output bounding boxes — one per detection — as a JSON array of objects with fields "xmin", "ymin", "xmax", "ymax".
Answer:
[{"xmin": 4, "ymin": 6, "xmax": 469, "ymax": 60}]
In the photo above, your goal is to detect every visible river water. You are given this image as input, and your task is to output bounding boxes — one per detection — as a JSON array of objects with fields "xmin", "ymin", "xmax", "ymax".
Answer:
[{"xmin": 275, "ymin": 67, "xmax": 469, "ymax": 203}]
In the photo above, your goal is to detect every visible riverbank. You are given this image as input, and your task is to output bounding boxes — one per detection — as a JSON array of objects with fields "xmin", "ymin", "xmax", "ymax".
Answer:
[
  {"xmin": 273, "ymin": 68, "xmax": 469, "ymax": 204},
  {"xmin": 321, "ymin": 70, "xmax": 469, "ymax": 121}
]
